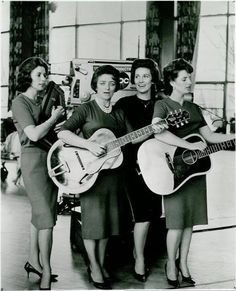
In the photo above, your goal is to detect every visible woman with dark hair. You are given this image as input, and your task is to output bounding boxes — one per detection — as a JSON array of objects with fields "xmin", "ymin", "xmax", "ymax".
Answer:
[
  {"xmin": 12, "ymin": 57, "xmax": 65, "ymax": 290},
  {"xmin": 115, "ymin": 58, "xmax": 166, "ymax": 282},
  {"xmin": 58, "ymin": 65, "xmax": 134, "ymax": 289},
  {"xmin": 152, "ymin": 58, "xmax": 234, "ymax": 287}
]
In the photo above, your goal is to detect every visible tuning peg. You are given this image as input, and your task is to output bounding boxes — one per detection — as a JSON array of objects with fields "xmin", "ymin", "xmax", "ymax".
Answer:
[
  {"xmin": 185, "ymin": 120, "xmax": 189, "ymax": 123},
  {"xmin": 175, "ymin": 123, "xmax": 180, "ymax": 128}
]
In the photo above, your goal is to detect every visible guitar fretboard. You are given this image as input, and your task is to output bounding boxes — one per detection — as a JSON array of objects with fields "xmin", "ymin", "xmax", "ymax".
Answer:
[
  {"xmin": 198, "ymin": 139, "xmax": 235, "ymax": 158},
  {"xmin": 106, "ymin": 120, "xmax": 167, "ymax": 152}
]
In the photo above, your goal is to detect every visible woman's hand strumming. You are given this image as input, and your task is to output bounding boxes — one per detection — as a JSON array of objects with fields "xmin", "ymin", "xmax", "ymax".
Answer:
[{"xmin": 86, "ymin": 141, "xmax": 107, "ymax": 157}]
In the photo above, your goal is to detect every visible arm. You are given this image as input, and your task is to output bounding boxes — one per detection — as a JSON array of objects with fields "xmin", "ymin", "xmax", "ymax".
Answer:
[
  {"xmin": 24, "ymin": 106, "xmax": 65, "ymax": 142},
  {"xmin": 199, "ymin": 125, "xmax": 235, "ymax": 143},
  {"xmin": 152, "ymin": 117, "xmax": 206, "ymax": 151},
  {"xmin": 58, "ymin": 129, "xmax": 106, "ymax": 157}
]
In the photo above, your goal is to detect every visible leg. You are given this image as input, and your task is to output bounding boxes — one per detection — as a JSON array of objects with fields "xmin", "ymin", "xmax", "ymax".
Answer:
[
  {"xmin": 97, "ymin": 238, "xmax": 109, "ymax": 278},
  {"xmin": 179, "ymin": 227, "xmax": 193, "ymax": 277},
  {"xmin": 133, "ymin": 221, "xmax": 150, "ymax": 275},
  {"xmin": 28, "ymin": 223, "xmax": 42, "ymax": 271},
  {"xmin": 166, "ymin": 228, "xmax": 183, "ymax": 280},
  {"xmin": 84, "ymin": 239, "xmax": 104, "ymax": 283},
  {"xmin": 38, "ymin": 227, "xmax": 53, "ymax": 289}
]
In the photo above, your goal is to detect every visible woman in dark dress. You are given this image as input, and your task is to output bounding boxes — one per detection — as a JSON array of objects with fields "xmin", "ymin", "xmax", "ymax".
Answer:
[
  {"xmin": 115, "ymin": 59, "xmax": 166, "ymax": 282},
  {"xmin": 152, "ymin": 58, "xmax": 234, "ymax": 287},
  {"xmin": 12, "ymin": 57, "xmax": 65, "ymax": 290},
  {"xmin": 58, "ymin": 65, "xmax": 135, "ymax": 289}
]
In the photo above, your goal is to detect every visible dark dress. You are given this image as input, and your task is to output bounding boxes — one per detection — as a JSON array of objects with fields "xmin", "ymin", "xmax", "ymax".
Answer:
[
  {"xmin": 115, "ymin": 95, "xmax": 162, "ymax": 222},
  {"xmin": 12, "ymin": 94, "xmax": 58, "ymax": 230},
  {"xmin": 153, "ymin": 98, "xmax": 208, "ymax": 229},
  {"xmin": 60, "ymin": 100, "xmax": 132, "ymax": 239}
]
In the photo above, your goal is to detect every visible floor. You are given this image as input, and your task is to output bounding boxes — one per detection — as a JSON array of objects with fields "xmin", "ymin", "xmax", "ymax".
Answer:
[{"xmin": 1, "ymin": 151, "xmax": 236, "ymax": 290}]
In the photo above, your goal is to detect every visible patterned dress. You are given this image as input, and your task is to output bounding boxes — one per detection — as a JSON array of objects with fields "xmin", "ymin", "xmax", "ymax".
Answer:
[{"xmin": 153, "ymin": 98, "xmax": 208, "ymax": 229}]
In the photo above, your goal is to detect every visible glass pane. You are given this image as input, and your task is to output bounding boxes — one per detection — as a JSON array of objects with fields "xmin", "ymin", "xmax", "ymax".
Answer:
[
  {"xmin": 77, "ymin": 24, "xmax": 120, "ymax": 59},
  {"xmin": 77, "ymin": 2, "xmax": 121, "ymax": 24},
  {"xmin": 1, "ymin": 87, "xmax": 9, "ymax": 118},
  {"xmin": 229, "ymin": 0, "xmax": 235, "ymax": 14},
  {"xmin": 228, "ymin": 16, "xmax": 235, "ymax": 81},
  {"xmin": 49, "ymin": 1, "xmax": 76, "ymax": 27},
  {"xmin": 194, "ymin": 84, "xmax": 224, "ymax": 128},
  {"xmin": 49, "ymin": 27, "xmax": 76, "ymax": 63},
  {"xmin": 200, "ymin": 1, "xmax": 227, "ymax": 15},
  {"xmin": 122, "ymin": 1, "xmax": 147, "ymax": 21},
  {"xmin": 1, "ymin": 33, "xmax": 9, "ymax": 85},
  {"xmin": 1, "ymin": 1, "xmax": 10, "ymax": 31},
  {"xmin": 226, "ymin": 83, "xmax": 235, "ymax": 122},
  {"xmin": 195, "ymin": 16, "xmax": 227, "ymax": 82},
  {"xmin": 122, "ymin": 22, "xmax": 146, "ymax": 59}
]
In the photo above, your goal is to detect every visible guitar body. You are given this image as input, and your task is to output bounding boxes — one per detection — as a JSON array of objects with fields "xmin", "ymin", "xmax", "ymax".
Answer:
[
  {"xmin": 138, "ymin": 134, "xmax": 211, "ymax": 195},
  {"xmin": 47, "ymin": 128, "xmax": 123, "ymax": 194}
]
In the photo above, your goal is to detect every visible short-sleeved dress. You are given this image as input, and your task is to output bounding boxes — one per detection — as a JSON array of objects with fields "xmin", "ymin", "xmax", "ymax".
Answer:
[
  {"xmin": 12, "ymin": 94, "xmax": 58, "ymax": 230},
  {"xmin": 153, "ymin": 98, "xmax": 208, "ymax": 229},
  {"xmin": 115, "ymin": 95, "xmax": 162, "ymax": 222},
  {"xmin": 60, "ymin": 100, "xmax": 132, "ymax": 239}
]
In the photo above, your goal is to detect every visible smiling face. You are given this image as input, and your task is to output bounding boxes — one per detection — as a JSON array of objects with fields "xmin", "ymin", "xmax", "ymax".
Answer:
[
  {"xmin": 30, "ymin": 66, "xmax": 48, "ymax": 92},
  {"xmin": 134, "ymin": 67, "xmax": 153, "ymax": 94},
  {"xmin": 96, "ymin": 74, "xmax": 116, "ymax": 100},
  {"xmin": 171, "ymin": 70, "xmax": 192, "ymax": 95}
]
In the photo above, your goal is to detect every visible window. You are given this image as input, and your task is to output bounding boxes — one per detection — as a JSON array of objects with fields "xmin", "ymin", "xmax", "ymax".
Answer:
[
  {"xmin": 194, "ymin": 1, "xmax": 235, "ymax": 128},
  {"xmin": 49, "ymin": 1, "xmax": 147, "ymax": 63}
]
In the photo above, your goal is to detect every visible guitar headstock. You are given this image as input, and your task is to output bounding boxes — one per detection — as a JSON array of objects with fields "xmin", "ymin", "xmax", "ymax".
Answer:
[{"xmin": 166, "ymin": 109, "xmax": 190, "ymax": 128}]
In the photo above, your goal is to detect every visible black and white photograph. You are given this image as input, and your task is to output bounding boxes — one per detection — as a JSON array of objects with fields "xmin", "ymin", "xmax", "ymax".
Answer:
[{"xmin": 1, "ymin": 1, "xmax": 235, "ymax": 290}]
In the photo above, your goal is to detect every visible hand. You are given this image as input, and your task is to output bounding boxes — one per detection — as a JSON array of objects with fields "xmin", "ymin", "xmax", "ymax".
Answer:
[
  {"xmin": 152, "ymin": 123, "xmax": 168, "ymax": 134},
  {"xmin": 86, "ymin": 141, "xmax": 107, "ymax": 157},
  {"xmin": 54, "ymin": 120, "xmax": 66, "ymax": 133},
  {"xmin": 51, "ymin": 106, "xmax": 65, "ymax": 122},
  {"xmin": 188, "ymin": 141, "xmax": 207, "ymax": 151}
]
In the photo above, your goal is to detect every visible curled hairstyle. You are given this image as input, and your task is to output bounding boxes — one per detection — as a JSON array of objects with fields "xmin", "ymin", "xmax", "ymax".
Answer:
[
  {"xmin": 163, "ymin": 58, "xmax": 193, "ymax": 96},
  {"xmin": 16, "ymin": 57, "xmax": 49, "ymax": 92},
  {"xmin": 130, "ymin": 58, "xmax": 160, "ymax": 85},
  {"xmin": 91, "ymin": 65, "xmax": 120, "ymax": 92}
]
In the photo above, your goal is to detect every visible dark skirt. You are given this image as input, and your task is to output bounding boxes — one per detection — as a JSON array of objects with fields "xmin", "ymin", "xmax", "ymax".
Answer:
[
  {"xmin": 127, "ymin": 168, "xmax": 162, "ymax": 223},
  {"xmin": 164, "ymin": 175, "xmax": 208, "ymax": 229},
  {"xmin": 21, "ymin": 148, "xmax": 58, "ymax": 230},
  {"xmin": 80, "ymin": 168, "xmax": 132, "ymax": 239}
]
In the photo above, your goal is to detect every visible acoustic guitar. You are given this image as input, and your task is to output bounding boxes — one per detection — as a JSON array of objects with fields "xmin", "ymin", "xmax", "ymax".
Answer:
[
  {"xmin": 47, "ymin": 110, "xmax": 189, "ymax": 194},
  {"xmin": 138, "ymin": 133, "xmax": 235, "ymax": 195}
]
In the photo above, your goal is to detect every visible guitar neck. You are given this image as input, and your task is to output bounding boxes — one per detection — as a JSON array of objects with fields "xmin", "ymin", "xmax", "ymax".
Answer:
[
  {"xmin": 106, "ymin": 119, "xmax": 167, "ymax": 151},
  {"xmin": 198, "ymin": 139, "xmax": 235, "ymax": 158}
]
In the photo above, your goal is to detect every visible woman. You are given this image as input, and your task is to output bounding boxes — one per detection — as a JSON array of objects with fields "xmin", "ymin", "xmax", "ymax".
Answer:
[
  {"xmin": 58, "ymin": 65, "xmax": 135, "ymax": 289},
  {"xmin": 115, "ymin": 58, "xmax": 165, "ymax": 282},
  {"xmin": 12, "ymin": 57, "xmax": 65, "ymax": 290},
  {"xmin": 152, "ymin": 58, "xmax": 234, "ymax": 288}
]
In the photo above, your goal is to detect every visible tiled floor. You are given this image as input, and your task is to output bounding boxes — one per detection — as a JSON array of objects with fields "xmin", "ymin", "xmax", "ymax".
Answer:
[{"xmin": 1, "ymin": 151, "xmax": 236, "ymax": 290}]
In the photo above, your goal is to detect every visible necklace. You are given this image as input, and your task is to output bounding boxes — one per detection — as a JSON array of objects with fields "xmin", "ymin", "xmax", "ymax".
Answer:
[
  {"xmin": 140, "ymin": 99, "xmax": 151, "ymax": 108},
  {"xmin": 95, "ymin": 98, "xmax": 112, "ymax": 113}
]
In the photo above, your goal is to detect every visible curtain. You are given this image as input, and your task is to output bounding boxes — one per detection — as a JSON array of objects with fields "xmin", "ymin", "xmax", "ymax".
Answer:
[
  {"xmin": 8, "ymin": 1, "xmax": 49, "ymax": 108},
  {"xmin": 176, "ymin": 1, "xmax": 201, "ymax": 62},
  {"xmin": 145, "ymin": 1, "xmax": 161, "ymax": 64}
]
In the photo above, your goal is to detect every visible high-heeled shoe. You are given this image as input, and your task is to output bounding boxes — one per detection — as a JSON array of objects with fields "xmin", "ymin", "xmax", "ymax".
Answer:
[
  {"xmin": 175, "ymin": 258, "xmax": 195, "ymax": 285},
  {"xmin": 165, "ymin": 262, "xmax": 179, "ymax": 288},
  {"xmin": 133, "ymin": 270, "xmax": 147, "ymax": 282},
  {"xmin": 24, "ymin": 262, "xmax": 58, "ymax": 282},
  {"xmin": 87, "ymin": 268, "xmax": 111, "ymax": 289}
]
